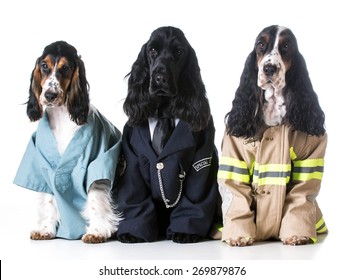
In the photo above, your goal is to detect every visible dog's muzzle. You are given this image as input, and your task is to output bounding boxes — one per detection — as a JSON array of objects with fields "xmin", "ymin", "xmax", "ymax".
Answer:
[
  {"xmin": 41, "ymin": 73, "xmax": 65, "ymax": 105},
  {"xmin": 153, "ymin": 72, "xmax": 169, "ymax": 94},
  {"xmin": 149, "ymin": 64, "xmax": 177, "ymax": 97}
]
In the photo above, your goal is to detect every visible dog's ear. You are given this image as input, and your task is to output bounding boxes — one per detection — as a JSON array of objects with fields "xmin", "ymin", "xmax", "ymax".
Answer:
[
  {"xmin": 284, "ymin": 51, "xmax": 325, "ymax": 136},
  {"xmin": 26, "ymin": 58, "xmax": 43, "ymax": 122},
  {"xmin": 172, "ymin": 46, "xmax": 211, "ymax": 131},
  {"xmin": 123, "ymin": 43, "xmax": 155, "ymax": 126},
  {"xmin": 67, "ymin": 55, "xmax": 90, "ymax": 125},
  {"xmin": 225, "ymin": 50, "xmax": 263, "ymax": 138}
]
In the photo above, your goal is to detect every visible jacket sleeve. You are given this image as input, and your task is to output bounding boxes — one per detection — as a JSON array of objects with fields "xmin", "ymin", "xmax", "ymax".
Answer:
[
  {"xmin": 116, "ymin": 124, "xmax": 159, "ymax": 241},
  {"xmin": 279, "ymin": 132, "xmax": 328, "ymax": 241},
  {"xmin": 168, "ymin": 118, "xmax": 220, "ymax": 237},
  {"xmin": 86, "ymin": 126, "xmax": 122, "ymax": 192},
  {"xmin": 218, "ymin": 132, "xmax": 257, "ymax": 241},
  {"xmin": 13, "ymin": 132, "xmax": 52, "ymax": 194}
]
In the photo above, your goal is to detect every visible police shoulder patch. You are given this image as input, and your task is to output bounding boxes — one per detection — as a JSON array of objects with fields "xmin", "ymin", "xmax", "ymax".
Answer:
[{"xmin": 192, "ymin": 157, "xmax": 212, "ymax": 172}]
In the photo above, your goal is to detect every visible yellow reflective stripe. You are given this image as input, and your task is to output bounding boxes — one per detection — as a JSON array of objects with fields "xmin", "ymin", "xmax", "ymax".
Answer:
[
  {"xmin": 256, "ymin": 163, "xmax": 291, "ymax": 172},
  {"xmin": 290, "ymin": 147, "xmax": 297, "ymax": 160},
  {"xmin": 309, "ymin": 217, "xmax": 327, "ymax": 243},
  {"xmin": 219, "ymin": 157, "xmax": 248, "ymax": 169},
  {"xmin": 249, "ymin": 161, "xmax": 255, "ymax": 176},
  {"xmin": 215, "ymin": 223, "xmax": 223, "ymax": 232},
  {"xmin": 293, "ymin": 172, "xmax": 323, "ymax": 181},
  {"xmin": 252, "ymin": 163, "xmax": 291, "ymax": 186},
  {"xmin": 217, "ymin": 170, "xmax": 250, "ymax": 183},
  {"xmin": 218, "ymin": 157, "xmax": 251, "ymax": 183},
  {"xmin": 293, "ymin": 158, "xmax": 324, "ymax": 181},
  {"xmin": 317, "ymin": 226, "xmax": 328, "ymax": 234},
  {"xmin": 253, "ymin": 176, "xmax": 290, "ymax": 186},
  {"xmin": 293, "ymin": 158, "xmax": 324, "ymax": 167},
  {"xmin": 316, "ymin": 217, "xmax": 325, "ymax": 229},
  {"xmin": 310, "ymin": 237, "xmax": 317, "ymax": 243},
  {"xmin": 316, "ymin": 217, "xmax": 328, "ymax": 234}
]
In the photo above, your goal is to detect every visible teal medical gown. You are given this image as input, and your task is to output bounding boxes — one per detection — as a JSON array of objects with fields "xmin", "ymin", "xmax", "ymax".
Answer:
[{"xmin": 13, "ymin": 108, "xmax": 122, "ymax": 239}]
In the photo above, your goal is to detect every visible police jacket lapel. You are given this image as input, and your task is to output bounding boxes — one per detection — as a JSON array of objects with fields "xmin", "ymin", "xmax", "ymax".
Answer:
[
  {"xmin": 158, "ymin": 121, "xmax": 195, "ymax": 158},
  {"xmin": 130, "ymin": 120, "xmax": 195, "ymax": 159}
]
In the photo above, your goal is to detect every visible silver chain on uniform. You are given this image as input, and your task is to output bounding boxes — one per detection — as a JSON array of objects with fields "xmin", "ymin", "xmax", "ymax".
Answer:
[{"xmin": 156, "ymin": 162, "xmax": 185, "ymax": 208}]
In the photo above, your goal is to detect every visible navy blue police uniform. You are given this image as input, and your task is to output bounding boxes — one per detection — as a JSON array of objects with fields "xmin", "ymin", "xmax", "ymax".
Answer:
[{"xmin": 117, "ymin": 117, "xmax": 219, "ymax": 242}]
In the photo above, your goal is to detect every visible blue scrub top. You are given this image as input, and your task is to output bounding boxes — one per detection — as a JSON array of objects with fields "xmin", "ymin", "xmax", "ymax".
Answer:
[{"xmin": 13, "ymin": 108, "xmax": 122, "ymax": 239}]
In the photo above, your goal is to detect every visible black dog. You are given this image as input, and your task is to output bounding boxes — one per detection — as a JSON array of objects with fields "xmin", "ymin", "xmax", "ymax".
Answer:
[{"xmin": 117, "ymin": 26, "xmax": 219, "ymax": 243}]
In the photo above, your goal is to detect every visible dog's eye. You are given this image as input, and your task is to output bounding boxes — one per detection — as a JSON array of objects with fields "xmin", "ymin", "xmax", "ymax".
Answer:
[
  {"xmin": 257, "ymin": 42, "xmax": 265, "ymax": 53},
  {"xmin": 282, "ymin": 42, "xmax": 290, "ymax": 50},
  {"xmin": 149, "ymin": 47, "xmax": 158, "ymax": 57},
  {"xmin": 41, "ymin": 62, "xmax": 49, "ymax": 72},
  {"xmin": 61, "ymin": 65, "xmax": 70, "ymax": 73},
  {"xmin": 279, "ymin": 41, "xmax": 292, "ymax": 57},
  {"xmin": 176, "ymin": 49, "xmax": 184, "ymax": 57}
]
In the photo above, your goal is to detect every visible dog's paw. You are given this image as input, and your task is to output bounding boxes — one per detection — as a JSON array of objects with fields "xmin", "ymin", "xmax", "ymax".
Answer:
[
  {"xmin": 82, "ymin": 233, "xmax": 107, "ymax": 244},
  {"xmin": 172, "ymin": 233, "xmax": 201, "ymax": 243},
  {"xmin": 282, "ymin": 235, "xmax": 310, "ymax": 246},
  {"xmin": 117, "ymin": 233, "xmax": 145, "ymax": 243},
  {"xmin": 226, "ymin": 237, "xmax": 254, "ymax": 247},
  {"xmin": 30, "ymin": 231, "xmax": 55, "ymax": 240}
]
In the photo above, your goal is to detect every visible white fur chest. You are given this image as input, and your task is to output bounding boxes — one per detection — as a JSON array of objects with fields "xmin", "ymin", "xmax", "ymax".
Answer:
[
  {"xmin": 263, "ymin": 86, "xmax": 286, "ymax": 126},
  {"xmin": 45, "ymin": 105, "xmax": 81, "ymax": 155}
]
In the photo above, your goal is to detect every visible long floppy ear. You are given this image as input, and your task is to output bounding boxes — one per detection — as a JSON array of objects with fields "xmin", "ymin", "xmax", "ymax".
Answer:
[
  {"xmin": 171, "ymin": 46, "xmax": 211, "ymax": 131},
  {"xmin": 284, "ymin": 52, "xmax": 325, "ymax": 136},
  {"xmin": 67, "ymin": 55, "xmax": 89, "ymax": 125},
  {"xmin": 123, "ymin": 43, "xmax": 155, "ymax": 126},
  {"xmin": 26, "ymin": 58, "xmax": 43, "ymax": 122},
  {"xmin": 225, "ymin": 50, "xmax": 263, "ymax": 138}
]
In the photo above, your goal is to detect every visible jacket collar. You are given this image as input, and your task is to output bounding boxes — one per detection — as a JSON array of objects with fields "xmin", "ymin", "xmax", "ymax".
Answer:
[
  {"xmin": 35, "ymin": 110, "xmax": 94, "ymax": 171},
  {"xmin": 131, "ymin": 120, "xmax": 196, "ymax": 159}
]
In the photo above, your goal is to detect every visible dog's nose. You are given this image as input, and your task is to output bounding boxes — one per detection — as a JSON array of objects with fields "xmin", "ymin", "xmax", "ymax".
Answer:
[
  {"xmin": 45, "ymin": 91, "xmax": 58, "ymax": 102},
  {"xmin": 154, "ymin": 73, "xmax": 168, "ymax": 87},
  {"xmin": 263, "ymin": 64, "xmax": 277, "ymax": 76}
]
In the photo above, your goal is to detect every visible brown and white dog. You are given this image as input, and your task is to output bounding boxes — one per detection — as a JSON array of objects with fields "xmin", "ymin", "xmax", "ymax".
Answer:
[{"xmin": 14, "ymin": 41, "xmax": 122, "ymax": 243}]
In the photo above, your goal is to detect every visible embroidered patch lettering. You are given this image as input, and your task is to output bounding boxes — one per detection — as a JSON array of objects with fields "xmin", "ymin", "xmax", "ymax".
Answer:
[{"xmin": 193, "ymin": 157, "xmax": 212, "ymax": 172}]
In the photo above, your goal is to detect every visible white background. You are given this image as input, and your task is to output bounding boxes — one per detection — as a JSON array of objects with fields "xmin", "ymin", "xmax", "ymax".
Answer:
[{"xmin": 0, "ymin": 0, "xmax": 343, "ymax": 279}]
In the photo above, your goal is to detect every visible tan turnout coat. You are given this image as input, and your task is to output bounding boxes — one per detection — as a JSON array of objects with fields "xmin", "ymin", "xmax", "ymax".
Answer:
[{"xmin": 218, "ymin": 124, "xmax": 328, "ymax": 242}]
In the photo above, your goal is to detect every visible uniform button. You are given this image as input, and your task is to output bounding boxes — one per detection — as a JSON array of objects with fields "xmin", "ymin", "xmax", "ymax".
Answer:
[{"xmin": 156, "ymin": 162, "xmax": 164, "ymax": 170}]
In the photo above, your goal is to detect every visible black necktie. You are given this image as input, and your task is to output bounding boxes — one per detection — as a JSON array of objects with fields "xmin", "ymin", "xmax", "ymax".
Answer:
[{"xmin": 152, "ymin": 112, "xmax": 175, "ymax": 155}]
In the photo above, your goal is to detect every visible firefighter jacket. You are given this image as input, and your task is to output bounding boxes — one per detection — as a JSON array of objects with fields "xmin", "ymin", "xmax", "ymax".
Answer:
[
  {"xmin": 117, "ymin": 117, "xmax": 219, "ymax": 242},
  {"xmin": 218, "ymin": 124, "xmax": 328, "ymax": 242}
]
